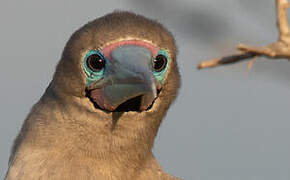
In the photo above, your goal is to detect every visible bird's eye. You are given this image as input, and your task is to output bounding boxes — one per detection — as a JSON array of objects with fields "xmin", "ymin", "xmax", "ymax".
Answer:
[
  {"xmin": 153, "ymin": 54, "xmax": 167, "ymax": 72},
  {"xmin": 86, "ymin": 54, "xmax": 106, "ymax": 72}
]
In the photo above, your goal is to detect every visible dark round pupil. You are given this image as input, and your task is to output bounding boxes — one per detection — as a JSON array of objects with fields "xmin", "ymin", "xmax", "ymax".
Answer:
[
  {"xmin": 153, "ymin": 54, "xmax": 167, "ymax": 72},
  {"xmin": 87, "ymin": 54, "xmax": 105, "ymax": 72}
]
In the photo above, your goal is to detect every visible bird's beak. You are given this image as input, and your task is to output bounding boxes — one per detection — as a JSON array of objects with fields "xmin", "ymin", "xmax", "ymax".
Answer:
[{"xmin": 87, "ymin": 45, "xmax": 160, "ymax": 111}]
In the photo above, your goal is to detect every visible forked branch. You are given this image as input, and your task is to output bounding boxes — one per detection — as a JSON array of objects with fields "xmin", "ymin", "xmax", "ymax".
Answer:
[{"xmin": 198, "ymin": 0, "xmax": 290, "ymax": 70}]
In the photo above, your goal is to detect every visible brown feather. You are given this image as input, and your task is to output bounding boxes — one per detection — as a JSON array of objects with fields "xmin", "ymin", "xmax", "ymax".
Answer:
[{"xmin": 6, "ymin": 11, "xmax": 181, "ymax": 180}]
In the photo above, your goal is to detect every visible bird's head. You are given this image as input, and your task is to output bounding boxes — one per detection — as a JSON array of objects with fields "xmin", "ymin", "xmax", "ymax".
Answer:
[{"xmin": 52, "ymin": 11, "xmax": 180, "ymax": 117}]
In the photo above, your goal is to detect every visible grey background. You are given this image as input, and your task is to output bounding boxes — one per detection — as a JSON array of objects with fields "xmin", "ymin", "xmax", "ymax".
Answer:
[{"xmin": 1, "ymin": 0, "xmax": 290, "ymax": 179}]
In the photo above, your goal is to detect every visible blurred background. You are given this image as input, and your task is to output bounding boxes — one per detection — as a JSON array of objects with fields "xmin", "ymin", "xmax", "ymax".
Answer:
[{"xmin": 1, "ymin": 0, "xmax": 290, "ymax": 179}]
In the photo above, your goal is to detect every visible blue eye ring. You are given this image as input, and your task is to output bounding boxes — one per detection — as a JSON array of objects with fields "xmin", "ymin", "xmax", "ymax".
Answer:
[
  {"xmin": 82, "ymin": 50, "xmax": 106, "ymax": 86},
  {"xmin": 153, "ymin": 49, "xmax": 170, "ymax": 83}
]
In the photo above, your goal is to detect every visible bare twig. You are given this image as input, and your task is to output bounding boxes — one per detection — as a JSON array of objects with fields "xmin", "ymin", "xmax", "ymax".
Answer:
[
  {"xmin": 197, "ymin": 53, "xmax": 255, "ymax": 69},
  {"xmin": 198, "ymin": 0, "xmax": 290, "ymax": 70},
  {"xmin": 247, "ymin": 56, "xmax": 258, "ymax": 72},
  {"xmin": 277, "ymin": 0, "xmax": 290, "ymax": 43}
]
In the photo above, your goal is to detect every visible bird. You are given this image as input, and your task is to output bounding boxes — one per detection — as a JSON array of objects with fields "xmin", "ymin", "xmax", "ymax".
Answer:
[{"xmin": 5, "ymin": 11, "xmax": 181, "ymax": 180}]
